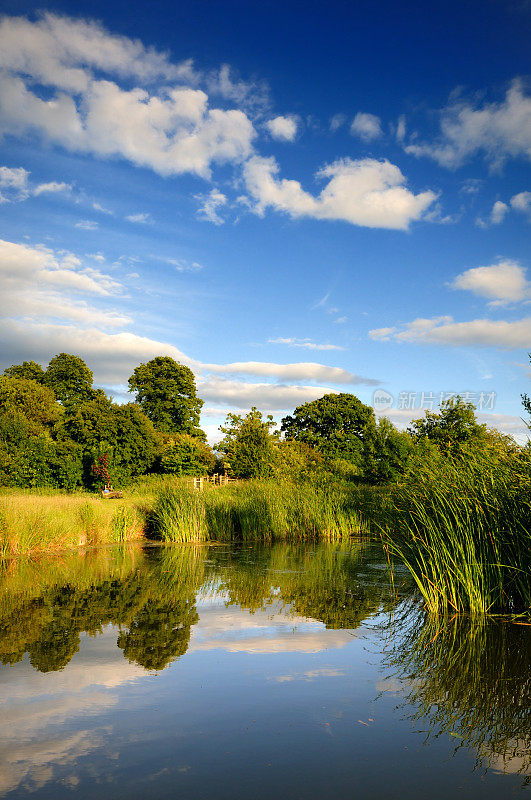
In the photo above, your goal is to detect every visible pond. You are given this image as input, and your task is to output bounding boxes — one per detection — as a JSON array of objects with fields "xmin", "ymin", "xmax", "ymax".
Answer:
[{"xmin": 0, "ymin": 542, "xmax": 529, "ymax": 798}]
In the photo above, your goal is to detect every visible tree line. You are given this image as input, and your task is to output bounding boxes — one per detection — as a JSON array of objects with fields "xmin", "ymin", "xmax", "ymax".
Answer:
[{"xmin": 0, "ymin": 352, "xmax": 527, "ymax": 490}]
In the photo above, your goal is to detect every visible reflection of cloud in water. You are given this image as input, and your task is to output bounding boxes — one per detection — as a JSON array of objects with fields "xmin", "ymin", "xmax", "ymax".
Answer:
[
  {"xmin": 190, "ymin": 600, "xmax": 360, "ymax": 654},
  {"xmin": 482, "ymin": 742, "xmax": 530, "ymax": 778},
  {"xmin": 0, "ymin": 626, "xmax": 149, "ymax": 700},
  {"xmin": 375, "ymin": 678, "xmax": 407, "ymax": 696},
  {"xmin": 0, "ymin": 628, "xmax": 146, "ymax": 796},
  {"xmin": 269, "ymin": 668, "xmax": 346, "ymax": 683}
]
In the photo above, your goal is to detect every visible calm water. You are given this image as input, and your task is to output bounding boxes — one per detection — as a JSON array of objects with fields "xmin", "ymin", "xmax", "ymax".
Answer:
[{"xmin": 0, "ymin": 542, "xmax": 529, "ymax": 799}]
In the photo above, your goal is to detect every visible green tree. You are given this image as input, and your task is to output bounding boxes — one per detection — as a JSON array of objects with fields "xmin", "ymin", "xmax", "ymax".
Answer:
[
  {"xmin": 3, "ymin": 360, "xmax": 45, "ymax": 383},
  {"xmin": 113, "ymin": 403, "xmax": 161, "ymax": 480},
  {"xmin": 217, "ymin": 407, "xmax": 278, "ymax": 478},
  {"xmin": 128, "ymin": 356, "xmax": 204, "ymax": 436},
  {"xmin": 0, "ymin": 376, "xmax": 60, "ymax": 431},
  {"xmin": 45, "ymin": 353, "xmax": 94, "ymax": 405},
  {"xmin": 281, "ymin": 393, "xmax": 376, "ymax": 468},
  {"xmin": 362, "ymin": 417, "xmax": 414, "ymax": 483},
  {"xmin": 160, "ymin": 432, "xmax": 215, "ymax": 476},
  {"xmin": 408, "ymin": 396, "xmax": 487, "ymax": 455}
]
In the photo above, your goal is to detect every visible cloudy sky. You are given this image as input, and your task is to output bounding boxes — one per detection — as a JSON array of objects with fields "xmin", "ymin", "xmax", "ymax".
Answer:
[{"xmin": 0, "ymin": 0, "xmax": 529, "ymax": 441}]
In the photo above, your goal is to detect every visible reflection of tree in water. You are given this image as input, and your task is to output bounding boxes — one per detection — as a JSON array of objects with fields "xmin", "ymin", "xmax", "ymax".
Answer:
[
  {"xmin": 118, "ymin": 596, "xmax": 198, "ymax": 670},
  {"xmin": 218, "ymin": 542, "xmax": 400, "ymax": 628},
  {"xmin": 0, "ymin": 545, "xmax": 205, "ymax": 673},
  {"xmin": 0, "ymin": 541, "xmax": 402, "ymax": 675},
  {"xmin": 382, "ymin": 609, "xmax": 531, "ymax": 786}
]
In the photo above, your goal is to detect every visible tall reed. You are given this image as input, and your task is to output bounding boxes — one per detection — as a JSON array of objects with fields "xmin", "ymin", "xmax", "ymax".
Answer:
[
  {"xmin": 379, "ymin": 445, "xmax": 531, "ymax": 615},
  {"xmin": 150, "ymin": 479, "xmax": 367, "ymax": 543}
]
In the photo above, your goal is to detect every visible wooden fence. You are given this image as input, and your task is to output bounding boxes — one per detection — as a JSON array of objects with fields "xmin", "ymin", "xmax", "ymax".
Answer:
[{"xmin": 192, "ymin": 475, "xmax": 234, "ymax": 490}]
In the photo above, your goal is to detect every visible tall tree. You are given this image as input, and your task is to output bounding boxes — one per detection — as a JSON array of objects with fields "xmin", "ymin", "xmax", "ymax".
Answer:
[
  {"xmin": 45, "ymin": 353, "xmax": 94, "ymax": 405},
  {"xmin": 3, "ymin": 360, "xmax": 45, "ymax": 383},
  {"xmin": 408, "ymin": 396, "xmax": 487, "ymax": 454},
  {"xmin": 281, "ymin": 393, "xmax": 376, "ymax": 466},
  {"xmin": 128, "ymin": 356, "xmax": 204, "ymax": 436},
  {"xmin": 217, "ymin": 407, "xmax": 278, "ymax": 478}
]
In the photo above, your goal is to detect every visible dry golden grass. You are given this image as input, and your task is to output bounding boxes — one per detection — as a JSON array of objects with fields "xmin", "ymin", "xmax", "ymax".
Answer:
[{"xmin": 0, "ymin": 489, "xmax": 152, "ymax": 557}]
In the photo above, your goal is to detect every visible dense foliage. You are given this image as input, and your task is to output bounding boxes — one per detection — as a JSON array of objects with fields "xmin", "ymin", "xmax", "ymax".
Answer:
[
  {"xmin": 128, "ymin": 356, "xmax": 204, "ymax": 436},
  {"xmin": 0, "ymin": 353, "xmax": 211, "ymax": 489}
]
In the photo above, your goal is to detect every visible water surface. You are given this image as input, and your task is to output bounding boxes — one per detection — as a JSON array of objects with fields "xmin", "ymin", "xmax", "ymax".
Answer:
[{"xmin": 0, "ymin": 542, "xmax": 529, "ymax": 798}]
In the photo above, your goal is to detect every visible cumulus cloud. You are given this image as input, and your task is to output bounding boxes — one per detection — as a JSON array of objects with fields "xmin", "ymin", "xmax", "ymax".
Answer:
[
  {"xmin": 489, "ymin": 200, "xmax": 509, "ymax": 225},
  {"xmin": 0, "ymin": 14, "xmax": 256, "ymax": 180},
  {"xmin": 451, "ymin": 259, "xmax": 531, "ymax": 304},
  {"xmin": 350, "ymin": 112, "xmax": 382, "ymax": 142},
  {"xmin": 266, "ymin": 115, "xmax": 298, "ymax": 141},
  {"xmin": 404, "ymin": 80, "xmax": 531, "ymax": 169},
  {"xmin": 0, "ymin": 166, "xmax": 72, "ymax": 202},
  {"xmin": 511, "ymin": 190, "xmax": 531, "ymax": 215},
  {"xmin": 243, "ymin": 156, "xmax": 436, "ymax": 230},
  {"xmin": 268, "ymin": 337, "xmax": 344, "ymax": 351},
  {"xmin": 369, "ymin": 315, "xmax": 531, "ymax": 348},
  {"xmin": 0, "ymin": 165, "xmax": 30, "ymax": 201},
  {"xmin": 195, "ymin": 189, "xmax": 227, "ymax": 224}
]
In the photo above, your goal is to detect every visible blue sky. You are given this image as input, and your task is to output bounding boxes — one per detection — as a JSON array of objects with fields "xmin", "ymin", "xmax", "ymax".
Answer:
[{"xmin": 0, "ymin": 0, "xmax": 529, "ymax": 441}]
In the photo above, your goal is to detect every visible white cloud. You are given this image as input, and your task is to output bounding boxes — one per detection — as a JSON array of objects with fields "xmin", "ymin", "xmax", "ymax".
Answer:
[
  {"xmin": 490, "ymin": 200, "xmax": 509, "ymax": 225},
  {"xmin": 126, "ymin": 212, "xmax": 151, "ymax": 224},
  {"xmin": 0, "ymin": 15, "xmax": 256, "ymax": 180},
  {"xmin": 33, "ymin": 181, "xmax": 71, "ymax": 195},
  {"xmin": 75, "ymin": 219, "xmax": 99, "ymax": 230},
  {"xmin": 329, "ymin": 113, "xmax": 346, "ymax": 132},
  {"xmin": 404, "ymin": 80, "xmax": 531, "ymax": 169},
  {"xmin": 0, "ymin": 239, "xmax": 127, "ymax": 330},
  {"xmin": 0, "ymin": 165, "xmax": 30, "ymax": 201},
  {"xmin": 160, "ymin": 256, "xmax": 204, "ymax": 272},
  {"xmin": 369, "ymin": 315, "xmax": 531, "ymax": 348},
  {"xmin": 268, "ymin": 337, "xmax": 344, "ymax": 351},
  {"xmin": 205, "ymin": 63, "xmax": 270, "ymax": 113},
  {"xmin": 511, "ymin": 190, "xmax": 531, "ymax": 215},
  {"xmin": 395, "ymin": 115, "xmax": 406, "ymax": 143},
  {"xmin": 451, "ymin": 259, "xmax": 531, "ymax": 304},
  {"xmin": 201, "ymin": 360, "xmax": 377, "ymax": 384},
  {"xmin": 197, "ymin": 377, "xmax": 341, "ymax": 410},
  {"xmin": 243, "ymin": 156, "xmax": 436, "ymax": 230},
  {"xmin": 265, "ymin": 115, "xmax": 298, "ymax": 142},
  {"xmin": 0, "ymin": 13, "xmax": 193, "ymax": 93},
  {"xmin": 350, "ymin": 112, "xmax": 382, "ymax": 142},
  {"xmin": 92, "ymin": 202, "xmax": 113, "ymax": 214},
  {"xmin": 195, "ymin": 189, "xmax": 227, "ymax": 225}
]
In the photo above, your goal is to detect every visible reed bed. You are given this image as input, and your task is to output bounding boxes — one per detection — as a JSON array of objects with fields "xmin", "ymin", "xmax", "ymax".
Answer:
[
  {"xmin": 150, "ymin": 479, "xmax": 368, "ymax": 543},
  {"xmin": 378, "ymin": 446, "xmax": 531, "ymax": 615}
]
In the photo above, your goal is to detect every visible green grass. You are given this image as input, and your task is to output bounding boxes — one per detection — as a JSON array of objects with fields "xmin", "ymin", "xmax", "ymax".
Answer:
[
  {"xmin": 378, "ymin": 446, "xmax": 531, "ymax": 615},
  {"xmin": 0, "ymin": 479, "xmax": 170, "ymax": 557},
  {"xmin": 150, "ymin": 478, "xmax": 368, "ymax": 543}
]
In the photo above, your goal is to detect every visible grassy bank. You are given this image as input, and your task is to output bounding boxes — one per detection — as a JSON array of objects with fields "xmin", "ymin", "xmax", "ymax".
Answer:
[
  {"xmin": 1, "ymin": 454, "xmax": 529, "ymax": 618},
  {"xmin": 150, "ymin": 478, "xmax": 369, "ymax": 543},
  {"xmin": 0, "ymin": 477, "xmax": 169, "ymax": 557}
]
